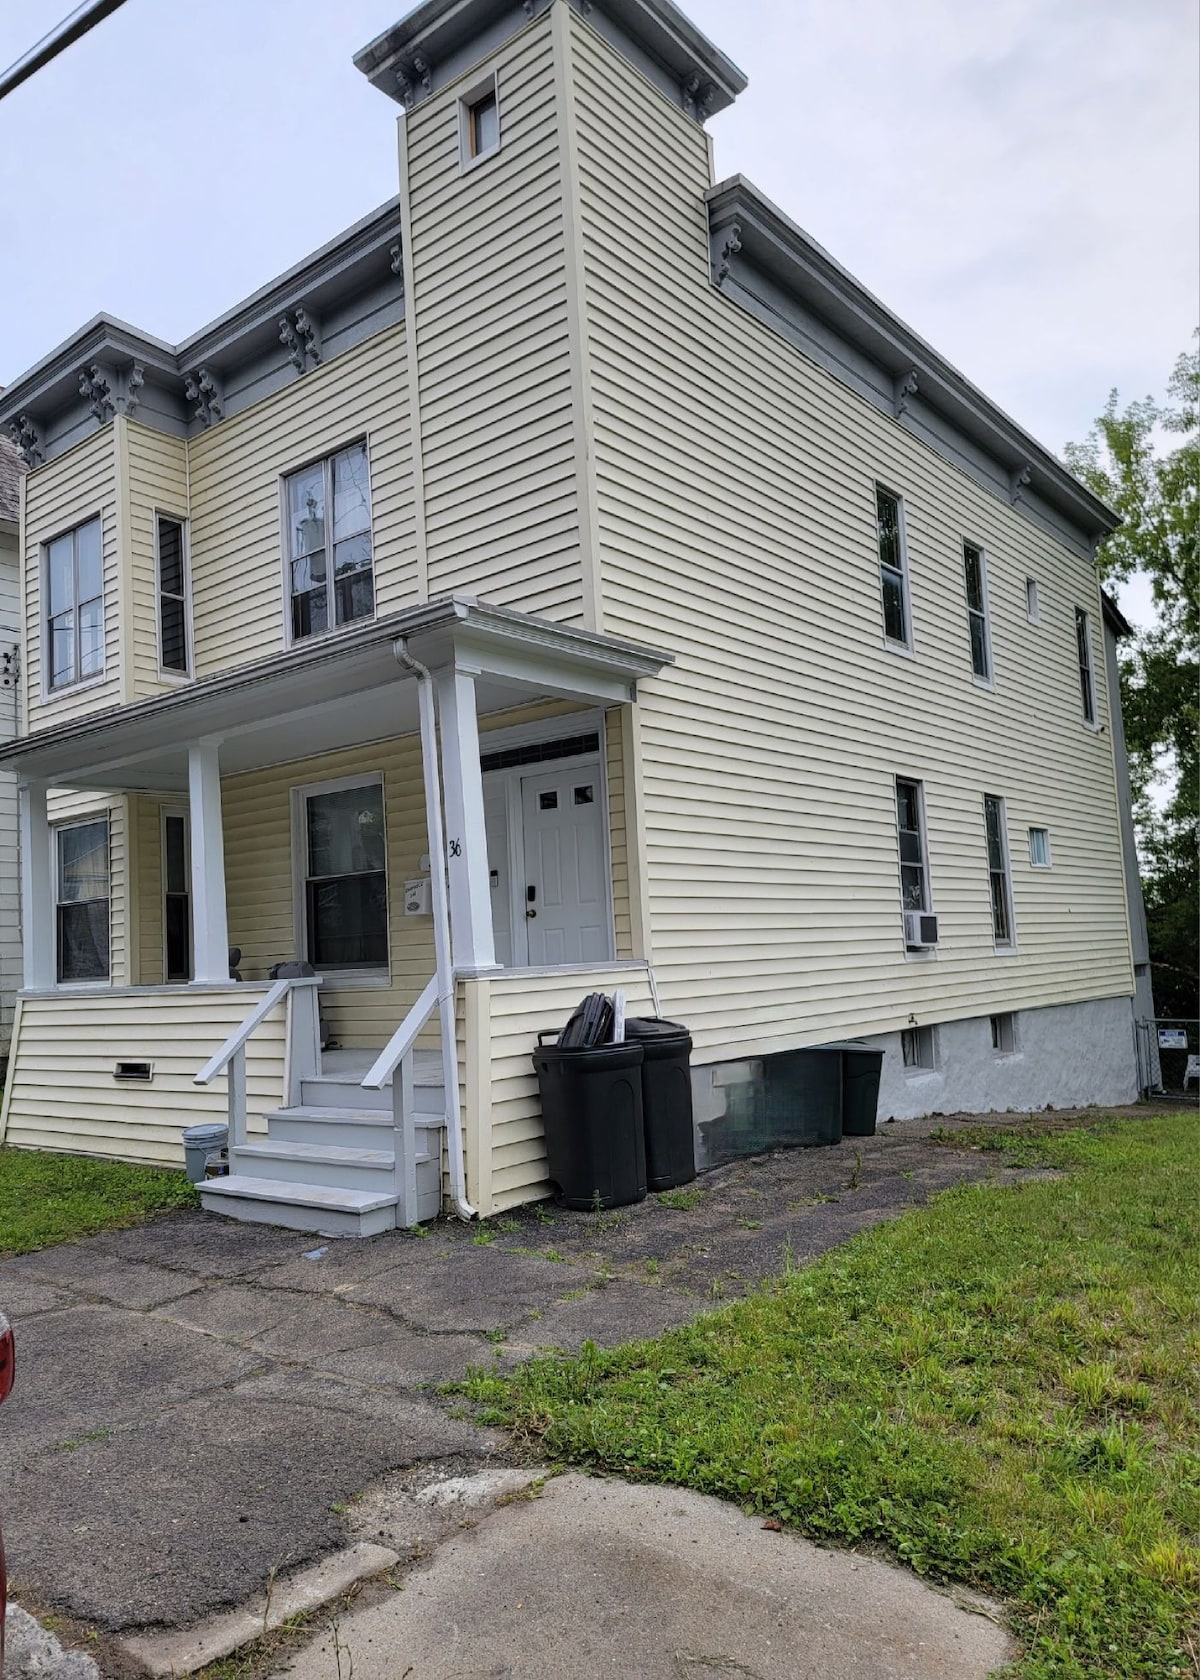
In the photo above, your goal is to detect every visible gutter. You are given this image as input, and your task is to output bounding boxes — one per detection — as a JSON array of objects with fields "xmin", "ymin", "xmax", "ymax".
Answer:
[{"xmin": 393, "ymin": 639, "xmax": 476, "ymax": 1222}]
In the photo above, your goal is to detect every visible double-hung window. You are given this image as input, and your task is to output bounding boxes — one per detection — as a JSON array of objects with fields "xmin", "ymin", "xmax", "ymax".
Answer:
[
  {"xmin": 156, "ymin": 516, "xmax": 189, "ymax": 674},
  {"xmin": 963, "ymin": 541, "xmax": 991, "ymax": 680},
  {"xmin": 300, "ymin": 778, "xmax": 388, "ymax": 971},
  {"xmin": 1075, "ymin": 608, "xmax": 1096, "ymax": 723},
  {"xmin": 895, "ymin": 777, "xmax": 929, "ymax": 912},
  {"xmin": 285, "ymin": 442, "xmax": 373, "ymax": 642},
  {"xmin": 56, "ymin": 819, "xmax": 110, "ymax": 982},
  {"xmin": 46, "ymin": 517, "xmax": 103, "ymax": 690},
  {"xmin": 162, "ymin": 812, "xmax": 191, "ymax": 981},
  {"xmin": 876, "ymin": 487, "xmax": 910, "ymax": 646},
  {"xmin": 983, "ymin": 794, "xmax": 1015, "ymax": 948}
]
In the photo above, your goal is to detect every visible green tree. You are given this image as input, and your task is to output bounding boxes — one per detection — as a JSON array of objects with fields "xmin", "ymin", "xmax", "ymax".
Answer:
[{"xmin": 1063, "ymin": 337, "xmax": 1199, "ymax": 1021}]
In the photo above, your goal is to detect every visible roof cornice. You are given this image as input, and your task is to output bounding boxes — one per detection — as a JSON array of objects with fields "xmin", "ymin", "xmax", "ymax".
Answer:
[
  {"xmin": 708, "ymin": 176, "xmax": 1120, "ymax": 544},
  {"xmin": 0, "ymin": 198, "xmax": 403, "ymax": 440}
]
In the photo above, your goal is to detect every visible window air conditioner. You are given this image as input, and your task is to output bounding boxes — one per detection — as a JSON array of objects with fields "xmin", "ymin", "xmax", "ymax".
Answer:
[{"xmin": 904, "ymin": 911, "xmax": 939, "ymax": 949}]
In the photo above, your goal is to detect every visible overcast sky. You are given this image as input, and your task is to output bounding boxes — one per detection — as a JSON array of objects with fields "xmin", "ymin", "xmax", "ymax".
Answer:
[{"xmin": 1, "ymin": 0, "xmax": 1196, "ymax": 578}]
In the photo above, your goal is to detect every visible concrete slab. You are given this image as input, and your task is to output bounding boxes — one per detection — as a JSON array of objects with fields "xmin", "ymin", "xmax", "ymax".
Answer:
[
  {"xmin": 503, "ymin": 1278, "xmax": 700, "ymax": 1354},
  {"xmin": 0, "ymin": 1277, "xmax": 74, "ymax": 1318},
  {"xmin": 0, "ymin": 1305, "xmax": 262, "ymax": 1461},
  {"xmin": 2, "ymin": 1371, "xmax": 498, "ymax": 1630},
  {"xmin": 1, "ymin": 1247, "xmax": 202, "ymax": 1309},
  {"xmin": 87, "ymin": 1210, "xmax": 308, "ymax": 1277},
  {"xmin": 311, "ymin": 1328, "xmax": 493, "ymax": 1388},
  {"xmin": 344, "ymin": 1246, "xmax": 595, "ymax": 1332},
  {"xmin": 280, "ymin": 1473, "xmax": 1013, "ymax": 1680}
]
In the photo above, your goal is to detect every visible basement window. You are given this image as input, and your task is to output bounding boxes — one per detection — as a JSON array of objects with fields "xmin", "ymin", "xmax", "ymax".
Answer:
[
  {"xmin": 990, "ymin": 1012, "xmax": 1018, "ymax": 1055},
  {"xmin": 901, "ymin": 1025, "xmax": 937, "ymax": 1070},
  {"xmin": 460, "ymin": 75, "xmax": 500, "ymax": 168}
]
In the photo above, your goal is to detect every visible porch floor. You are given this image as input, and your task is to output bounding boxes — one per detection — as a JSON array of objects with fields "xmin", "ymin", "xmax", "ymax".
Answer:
[{"xmin": 317, "ymin": 1047, "xmax": 442, "ymax": 1082}]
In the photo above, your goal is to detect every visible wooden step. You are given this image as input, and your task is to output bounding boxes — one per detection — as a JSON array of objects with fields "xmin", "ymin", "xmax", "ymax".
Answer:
[
  {"xmin": 231, "ymin": 1139, "xmax": 397, "ymax": 1194},
  {"xmin": 266, "ymin": 1106, "xmax": 396, "ymax": 1150},
  {"xmin": 198, "ymin": 1175, "xmax": 398, "ymax": 1238}
]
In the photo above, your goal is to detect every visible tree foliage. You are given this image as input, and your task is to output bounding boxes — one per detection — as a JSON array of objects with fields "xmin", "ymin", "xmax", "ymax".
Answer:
[{"xmin": 1063, "ymin": 337, "xmax": 1199, "ymax": 1020}]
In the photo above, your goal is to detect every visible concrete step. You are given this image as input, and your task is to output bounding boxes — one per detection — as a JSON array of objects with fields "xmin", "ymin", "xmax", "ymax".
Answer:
[
  {"xmin": 231, "ymin": 1139, "xmax": 397, "ymax": 1194},
  {"xmin": 198, "ymin": 1176, "xmax": 398, "ymax": 1238},
  {"xmin": 300, "ymin": 1075, "xmax": 446, "ymax": 1114},
  {"xmin": 267, "ymin": 1106, "xmax": 397, "ymax": 1151}
]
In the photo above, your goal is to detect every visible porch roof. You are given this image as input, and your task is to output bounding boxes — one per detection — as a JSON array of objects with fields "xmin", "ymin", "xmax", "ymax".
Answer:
[{"xmin": 1, "ymin": 596, "xmax": 672, "ymax": 793}]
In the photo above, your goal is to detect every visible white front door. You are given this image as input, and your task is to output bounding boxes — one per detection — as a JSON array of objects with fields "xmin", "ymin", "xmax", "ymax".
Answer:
[{"xmin": 520, "ymin": 765, "xmax": 611, "ymax": 965}]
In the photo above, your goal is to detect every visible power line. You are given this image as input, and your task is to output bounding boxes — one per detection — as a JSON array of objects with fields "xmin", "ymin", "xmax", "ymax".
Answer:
[{"xmin": 0, "ymin": 0, "xmax": 130, "ymax": 104}]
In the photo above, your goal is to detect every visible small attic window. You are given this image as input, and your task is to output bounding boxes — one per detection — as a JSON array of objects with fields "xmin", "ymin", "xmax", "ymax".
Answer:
[{"xmin": 460, "ymin": 74, "xmax": 500, "ymax": 168}]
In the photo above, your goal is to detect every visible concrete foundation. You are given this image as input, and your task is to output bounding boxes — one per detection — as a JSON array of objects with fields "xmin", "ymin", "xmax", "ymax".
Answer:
[{"xmin": 693, "ymin": 993, "xmax": 1139, "ymax": 1145}]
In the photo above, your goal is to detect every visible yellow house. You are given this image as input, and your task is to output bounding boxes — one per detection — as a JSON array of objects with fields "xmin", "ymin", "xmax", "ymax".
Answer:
[{"xmin": 0, "ymin": 0, "xmax": 1145, "ymax": 1234}]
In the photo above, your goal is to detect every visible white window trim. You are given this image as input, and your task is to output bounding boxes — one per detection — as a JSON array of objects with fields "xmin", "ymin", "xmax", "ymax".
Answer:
[
  {"xmin": 963, "ymin": 537, "xmax": 994, "ymax": 689},
  {"xmin": 53, "ymin": 815, "xmax": 112, "ymax": 988},
  {"xmin": 41, "ymin": 513, "xmax": 106, "ymax": 701},
  {"xmin": 459, "ymin": 70, "xmax": 501, "ymax": 172},
  {"xmin": 290, "ymin": 771, "xmax": 390, "ymax": 985},
  {"xmin": 154, "ymin": 509, "xmax": 193, "ymax": 682},
  {"xmin": 984, "ymin": 793, "xmax": 1017, "ymax": 953},
  {"xmin": 480, "ymin": 718, "xmax": 615, "ymax": 969},
  {"xmin": 279, "ymin": 437, "xmax": 376, "ymax": 652},
  {"xmin": 160, "ymin": 805, "xmax": 193, "ymax": 983},
  {"xmin": 1025, "ymin": 577, "xmax": 1040, "ymax": 624},
  {"xmin": 1028, "ymin": 826, "xmax": 1053, "ymax": 869},
  {"xmin": 876, "ymin": 484, "xmax": 914, "ymax": 653}
]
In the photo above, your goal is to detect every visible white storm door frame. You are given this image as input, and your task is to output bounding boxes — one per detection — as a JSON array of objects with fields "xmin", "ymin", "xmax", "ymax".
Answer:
[{"xmin": 478, "ymin": 712, "xmax": 613, "ymax": 969}]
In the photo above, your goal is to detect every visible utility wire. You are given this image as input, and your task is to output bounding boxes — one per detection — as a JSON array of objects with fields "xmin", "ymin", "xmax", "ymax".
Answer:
[{"xmin": 0, "ymin": 0, "xmax": 129, "ymax": 103}]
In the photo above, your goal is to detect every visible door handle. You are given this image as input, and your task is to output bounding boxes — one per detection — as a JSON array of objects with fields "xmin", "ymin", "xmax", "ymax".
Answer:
[{"xmin": 526, "ymin": 908, "xmax": 537, "ymax": 919}]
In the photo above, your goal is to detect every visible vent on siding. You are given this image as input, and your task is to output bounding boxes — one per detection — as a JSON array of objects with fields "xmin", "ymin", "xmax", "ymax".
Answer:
[
  {"xmin": 114, "ymin": 1061, "xmax": 153, "ymax": 1082},
  {"xmin": 480, "ymin": 732, "xmax": 600, "ymax": 773}
]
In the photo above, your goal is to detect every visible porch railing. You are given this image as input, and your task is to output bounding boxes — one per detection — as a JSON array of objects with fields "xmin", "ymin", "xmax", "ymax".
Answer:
[
  {"xmin": 194, "ymin": 976, "xmax": 323, "ymax": 1148},
  {"xmin": 363, "ymin": 974, "xmax": 440, "ymax": 1224}
]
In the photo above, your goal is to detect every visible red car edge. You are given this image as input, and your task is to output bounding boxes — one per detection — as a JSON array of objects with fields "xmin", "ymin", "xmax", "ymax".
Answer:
[{"xmin": 0, "ymin": 1310, "xmax": 14, "ymax": 1678}]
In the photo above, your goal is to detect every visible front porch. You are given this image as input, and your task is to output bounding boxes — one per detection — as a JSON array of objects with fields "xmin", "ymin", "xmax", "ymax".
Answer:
[{"xmin": 0, "ymin": 598, "xmax": 669, "ymax": 1232}]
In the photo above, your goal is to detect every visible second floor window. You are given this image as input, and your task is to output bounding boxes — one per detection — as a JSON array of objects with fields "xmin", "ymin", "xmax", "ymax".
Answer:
[
  {"xmin": 876, "ymin": 487, "xmax": 910, "ymax": 647},
  {"xmin": 157, "ymin": 516, "xmax": 189, "ymax": 674},
  {"xmin": 963, "ymin": 541, "xmax": 990, "ymax": 680},
  {"xmin": 46, "ymin": 516, "xmax": 103, "ymax": 690},
  {"xmin": 1075, "ymin": 608, "xmax": 1096, "ymax": 724},
  {"xmin": 285, "ymin": 442, "xmax": 373, "ymax": 642}
]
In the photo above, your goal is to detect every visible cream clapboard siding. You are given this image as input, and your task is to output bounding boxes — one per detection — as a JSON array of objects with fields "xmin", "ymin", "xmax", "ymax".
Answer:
[
  {"xmin": 404, "ymin": 14, "xmax": 584, "ymax": 620},
  {"xmin": 187, "ymin": 324, "xmax": 414, "ymax": 677},
  {"xmin": 0, "ymin": 987, "xmax": 286, "ymax": 1165},
  {"xmin": 45, "ymin": 790, "xmax": 130, "ymax": 987},
  {"xmin": 569, "ymin": 12, "xmax": 1131, "ymax": 1059},
  {"xmin": 23, "ymin": 429, "xmax": 121, "ymax": 730},
  {"xmin": 604, "ymin": 707, "xmax": 633, "ymax": 959},
  {"xmin": 0, "ymin": 528, "xmax": 20, "ymax": 1044},
  {"xmin": 470, "ymin": 964, "xmax": 655, "ymax": 1213},
  {"xmin": 126, "ymin": 422, "xmax": 189, "ymax": 699}
]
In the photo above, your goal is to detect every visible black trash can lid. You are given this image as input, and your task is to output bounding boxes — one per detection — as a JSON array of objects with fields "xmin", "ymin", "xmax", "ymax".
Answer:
[{"xmin": 623, "ymin": 1017, "xmax": 691, "ymax": 1042}]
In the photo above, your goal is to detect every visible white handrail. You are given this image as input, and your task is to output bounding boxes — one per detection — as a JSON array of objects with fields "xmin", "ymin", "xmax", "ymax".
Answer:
[
  {"xmin": 194, "ymin": 976, "xmax": 321, "ymax": 1086},
  {"xmin": 362, "ymin": 973, "xmax": 439, "ymax": 1091}
]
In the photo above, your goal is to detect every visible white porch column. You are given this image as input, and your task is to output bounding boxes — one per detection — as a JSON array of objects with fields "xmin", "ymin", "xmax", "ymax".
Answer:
[
  {"xmin": 434, "ymin": 666, "xmax": 496, "ymax": 972},
  {"xmin": 19, "ymin": 779, "xmax": 54, "ymax": 989},
  {"xmin": 188, "ymin": 737, "xmax": 230, "ymax": 984}
]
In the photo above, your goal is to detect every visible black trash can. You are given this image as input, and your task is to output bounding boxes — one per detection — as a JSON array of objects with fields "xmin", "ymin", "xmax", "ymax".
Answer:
[
  {"xmin": 532, "ymin": 1037, "xmax": 647, "ymax": 1209},
  {"xmin": 828, "ymin": 1041, "xmax": 885, "ymax": 1137},
  {"xmin": 624, "ymin": 1018, "xmax": 696, "ymax": 1191}
]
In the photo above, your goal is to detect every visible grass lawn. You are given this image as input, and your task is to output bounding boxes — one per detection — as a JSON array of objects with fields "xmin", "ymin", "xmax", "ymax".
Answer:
[
  {"xmin": 0, "ymin": 1146, "xmax": 196, "ymax": 1255},
  {"xmin": 466, "ymin": 1115, "xmax": 1200, "ymax": 1679}
]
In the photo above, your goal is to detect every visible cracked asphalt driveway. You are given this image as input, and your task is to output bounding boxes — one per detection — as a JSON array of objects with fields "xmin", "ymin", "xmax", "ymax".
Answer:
[{"xmin": 0, "ymin": 1118, "xmax": 1042, "ymax": 1634}]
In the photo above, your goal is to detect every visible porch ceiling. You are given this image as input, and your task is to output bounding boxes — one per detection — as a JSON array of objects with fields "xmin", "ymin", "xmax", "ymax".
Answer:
[{"xmin": 1, "ymin": 596, "xmax": 672, "ymax": 792}]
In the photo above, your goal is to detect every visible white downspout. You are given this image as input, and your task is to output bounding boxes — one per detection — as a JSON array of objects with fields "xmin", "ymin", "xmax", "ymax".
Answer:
[{"xmin": 395, "ymin": 639, "xmax": 477, "ymax": 1221}]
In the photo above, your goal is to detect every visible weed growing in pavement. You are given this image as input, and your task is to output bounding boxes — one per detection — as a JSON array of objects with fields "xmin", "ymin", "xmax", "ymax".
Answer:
[{"xmin": 655, "ymin": 1187, "xmax": 706, "ymax": 1211}]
